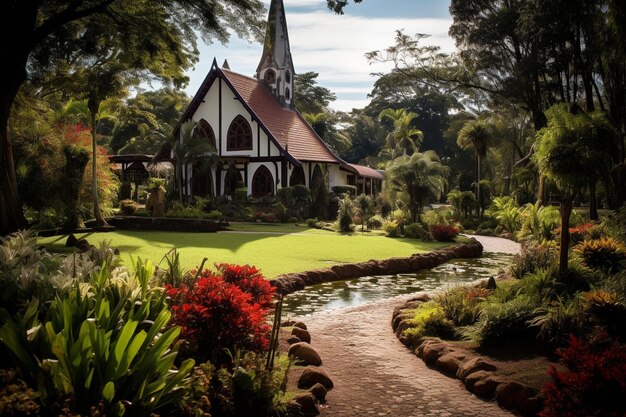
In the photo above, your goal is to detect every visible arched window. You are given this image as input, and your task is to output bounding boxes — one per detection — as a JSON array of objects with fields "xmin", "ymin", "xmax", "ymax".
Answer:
[
  {"xmin": 194, "ymin": 119, "xmax": 214, "ymax": 141},
  {"xmin": 285, "ymin": 87, "xmax": 291, "ymax": 100},
  {"xmin": 192, "ymin": 164, "xmax": 213, "ymax": 197},
  {"xmin": 227, "ymin": 115, "xmax": 252, "ymax": 151},
  {"xmin": 285, "ymin": 70, "xmax": 291, "ymax": 83},
  {"xmin": 264, "ymin": 69, "xmax": 276, "ymax": 84},
  {"xmin": 251, "ymin": 165, "xmax": 274, "ymax": 197},
  {"xmin": 289, "ymin": 166, "xmax": 305, "ymax": 186}
]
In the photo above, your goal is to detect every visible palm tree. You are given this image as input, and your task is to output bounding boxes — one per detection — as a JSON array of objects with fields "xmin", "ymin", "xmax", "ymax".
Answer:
[
  {"xmin": 457, "ymin": 119, "xmax": 492, "ymax": 216},
  {"xmin": 386, "ymin": 150, "xmax": 449, "ymax": 223},
  {"xmin": 378, "ymin": 108, "xmax": 424, "ymax": 158},
  {"xmin": 303, "ymin": 112, "xmax": 351, "ymax": 154}
]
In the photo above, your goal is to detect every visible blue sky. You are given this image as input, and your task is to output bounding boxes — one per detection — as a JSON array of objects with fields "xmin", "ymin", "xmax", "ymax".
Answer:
[{"xmin": 184, "ymin": 0, "xmax": 454, "ymax": 112}]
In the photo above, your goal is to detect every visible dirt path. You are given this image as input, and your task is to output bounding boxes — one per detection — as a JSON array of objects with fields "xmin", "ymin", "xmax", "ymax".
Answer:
[{"xmin": 299, "ymin": 236, "xmax": 520, "ymax": 417}]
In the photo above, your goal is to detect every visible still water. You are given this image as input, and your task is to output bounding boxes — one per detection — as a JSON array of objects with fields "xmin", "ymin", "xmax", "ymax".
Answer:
[{"xmin": 282, "ymin": 252, "xmax": 514, "ymax": 317}]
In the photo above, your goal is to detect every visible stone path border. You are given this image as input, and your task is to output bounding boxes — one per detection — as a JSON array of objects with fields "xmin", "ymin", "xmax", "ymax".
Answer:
[
  {"xmin": 271, "ymin": 239, "xmax": 483, "ymax": 295},
  {"xmin": 293, "ymin": 235, "xmax": 522, "ymax": 417}
]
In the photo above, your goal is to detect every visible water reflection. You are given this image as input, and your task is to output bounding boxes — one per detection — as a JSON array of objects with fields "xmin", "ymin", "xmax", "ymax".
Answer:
[{"xmin": 282, "ymin": 252, "xmax": 513, "ymax": 317}]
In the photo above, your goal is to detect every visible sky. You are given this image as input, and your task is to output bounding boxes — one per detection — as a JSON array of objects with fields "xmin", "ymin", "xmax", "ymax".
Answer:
[{"xmin": 184, "ymin": 0, "xmax": 455, "ymax": 112}]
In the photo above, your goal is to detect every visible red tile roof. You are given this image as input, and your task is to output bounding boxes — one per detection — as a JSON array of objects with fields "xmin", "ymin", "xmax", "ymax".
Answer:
[
  {"xmin": 346, "ymin": 163, "xmax": 384, "ymax": 180},
  {"xmin": 221, "ymin": 69, "xmax": 339, "ymax": 163}
]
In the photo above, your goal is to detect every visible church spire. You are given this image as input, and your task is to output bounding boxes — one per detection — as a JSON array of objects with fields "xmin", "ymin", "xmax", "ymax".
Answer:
[{"xmin": 256, "ymin": 0, "xmax": 295, "ymax": 108}]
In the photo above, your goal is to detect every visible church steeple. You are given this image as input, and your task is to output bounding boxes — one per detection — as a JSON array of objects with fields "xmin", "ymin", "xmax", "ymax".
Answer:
[{"xmin": 256, "ymin": 0, "xmax": 295, "ymax": 108}]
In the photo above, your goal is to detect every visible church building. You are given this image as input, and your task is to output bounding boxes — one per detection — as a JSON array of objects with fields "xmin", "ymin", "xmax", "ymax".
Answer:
[{"xmin": 177, "ymin": 0, "xmax": 383, "ymax": 199}]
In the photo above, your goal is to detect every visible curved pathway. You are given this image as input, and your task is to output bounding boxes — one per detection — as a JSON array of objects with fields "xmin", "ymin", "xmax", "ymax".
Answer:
[{"xmin": 299, "ymin": 236, "xmax": 521, "ymax": 417}]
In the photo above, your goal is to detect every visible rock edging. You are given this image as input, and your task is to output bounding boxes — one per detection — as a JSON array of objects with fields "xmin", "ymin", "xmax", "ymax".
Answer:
[
  {"xmin": 270, "ymin": 239, "xmax": 484, "ymax": 295},
  {"xmin": 391, "ymin": 296, "xmax": 543, "ymax": 416},
  {"xmin": 281, "ymin": 320, "xmax": 334, "ymax": 417}
]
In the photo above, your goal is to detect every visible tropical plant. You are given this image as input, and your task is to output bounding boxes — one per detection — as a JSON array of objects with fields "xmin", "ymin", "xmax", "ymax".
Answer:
[
  {"xmin": 403, "ymin": 301, "xmax": 456, "ymax": 344},
  {"xmin": 378, "ymin": 108, "xmax": 424, "ymax": 158},
  {"xmin": 534, "ymin": 104, "xmax": 620, "ymax": 274},
  {"xmin": 0, "ymin": 258, "xmax": 194, "ymax": 417},
  {"xmin": 386, "ymin": 151, "xmax": 449, "ymax": 223},
  {"xmin": 354, "ymin": 194, "xmax": 374, "ymax": 231},
  {"xmin": 486, "ymin": 196, "xmax": 521, "ymax": 234},
  {"xmin": 519, "ymin": 202, "xmax": 560, "ymax": 242},
  {"xmin": 457, "ymin": 119, "xmax": 492, "ymax": 216},
  {"xmin": 510, "ymin": 241, "xmax": 559, "ymax": 279},
  {"xmin": 436, "ymin": 286, "xmax": 490, "ymax": 327},
  {"xmin": 575, "ymin": 237, "xmax": 626, "ymax": 274},
  {"xmin": 447, "ymin": 189, "xmax": 475, "ymax": 220},
  {"xmin": 336, "ymin": 196, "xmax": 355, "ymax": 232}
]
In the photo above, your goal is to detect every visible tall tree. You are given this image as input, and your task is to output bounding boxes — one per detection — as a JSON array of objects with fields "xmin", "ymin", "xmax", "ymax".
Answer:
[
  {"xmin": 294, "ymin": 72, "xmax": 336, "ymax": 115},
  {"xmin": 457, "ymin": 119, "xmax": 493, "ymax": 216},
  {"xmin": 386, "ymin": 151, "xmax": 448, "ymax": 223},
  {"xmin": 0, "ymin": 0, "xmax": 264, "ymax": 235},
  {"xmin": 378, "ymin": 108, "xmax": 424, "ymax": 158},
  {"xmin": 534, "ymin": 104, "xmax": 619, "ymax": 275},
  {"xmin": 303, "ymin": 112, "xmax": 350, "ymax": 154}
]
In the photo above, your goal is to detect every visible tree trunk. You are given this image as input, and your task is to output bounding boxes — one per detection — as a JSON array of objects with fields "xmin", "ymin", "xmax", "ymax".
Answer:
[
  {"xmin": 90, "ymin": 108, "xmax": 108, "ymax": 227},
  {"xmin": 0, "ymin": 71, "xmax": 28, "ymax": 235},
  {"xmin": 559, "ymin": 194, "xmax": 576, "ymax": 276},
  {"xmin": 589, "ymin": 181, "xmax": 598, "ymax": 221},
  {"xmin": 476, "ymin": 152, "xmax": 482, "ymax": 218}
]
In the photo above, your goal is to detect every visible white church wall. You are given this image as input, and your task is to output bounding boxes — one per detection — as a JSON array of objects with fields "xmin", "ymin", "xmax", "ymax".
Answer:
[{"xmin": 192, "ymin": 80, "xmax": 220, "ymax": 150}]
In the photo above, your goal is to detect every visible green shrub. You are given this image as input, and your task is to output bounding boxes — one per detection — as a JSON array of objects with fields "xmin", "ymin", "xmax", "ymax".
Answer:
[
  {"xmin": 234, "ymin": 188, "xmax": 248, "ymax": 204},
  {"xmin": 575, "ymin": 237, "xmax": 626, "ymax": 274},
  {"xmin": 519, "ymin": 202, "xmax": 560, "ymax": 242},
  {"xmin": 403, "ymin": 302, "xmax": 456, "ymax": 345},
  {"xmin": 468, "ymin": 295, "xmax": 540, "ymax": 348},
  {"xmin": 305, "ymin": 218, "xmax": 319, "ymax": 227},
  {"xmin": 447, "ymin": 189, "xmax": 475, "ymax": 219},
  {"xmin": 207, "ymin": 210, "xmax": 223, "ymax": 220},
  {"xmin": 477, "ymin": 216, "xmax": 498, "ymax": 230},
  {"xmin": 119, "ymin": 199, "xmax": 139, "ymax": 215},
  {"xmin": 436, "ymin": 286, "xmax": 490, "ymax": 326},
  {"xmin": 530, "ymin": 298, "xmax": 586, "ymax": 350},
  {"xmin": 336, "ymin": 197, "xmax": 354, "ymax": 233},
  {"xmin": 404, "ymin": 222, "xmax": 430, "ymax": 240},
  {"xmin": 0, "ymin": 258, "xmax": 194, "ymax": 416},
  {"xmin": 422, "ymin": 208, "xmax": 454, "ymax": 227},
  {"xmin": 486, "ymin": 196, "xmax": 521, "ymax": 233},
  {"xmin": 272, "ymin": 202, "xmax": 288, "ymax": 223},
  {"xmin": 383, "ymin": 220, "xmax": 401, "ymax": 237},
  {"xmin": 582, "ymin": 290, "xmax": 626, "ymax": 340},
  {"xmin": 510, "ymin": 241, "xmax": 558, "ymax": 279},
  {"xmin": 602, "ymin": 204, "xmax": 626, "ymax": 243},
  {"xmin": 331, "ymin": 185, "xmax": 357, "ymax": 197},
  {"xmin": 276, "ymin": 186, "xmax": 294, "ymax": 207},
  {"xmin": 292, "ymin": 185, "xmax": 311, "ymax": 203},
  {"xmin": 368, "ymin": 214, "xmax": 384, "ymax": 230}
]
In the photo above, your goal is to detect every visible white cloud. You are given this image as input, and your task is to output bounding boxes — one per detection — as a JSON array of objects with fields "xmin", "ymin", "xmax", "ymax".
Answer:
[{"xmin": 186, "ymin": 10, "xmax": 454, "ymax": 112}]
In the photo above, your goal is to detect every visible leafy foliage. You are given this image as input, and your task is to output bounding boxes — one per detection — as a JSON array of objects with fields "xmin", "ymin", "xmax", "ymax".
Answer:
[
  {"xmin": 429, "ymin": 224, "xmax": 460, "ymax": 242},
  {"xmin": 575, "ymin": 237, "xmax": 626, "ymax": 274},
  {"xmin": 540, "ymin": 335, "xmax": 626, "ymax": 417},
  {"xmin": 486, "ymin": 196, "xmax": 520, "ymax": 233},
  {"xmin": 403, "ymin": 302, "xmax": 456, "ymax": 344},
  {"xmin": 166, "ymin": 264, "xmax": 275, "ymax": 365}
]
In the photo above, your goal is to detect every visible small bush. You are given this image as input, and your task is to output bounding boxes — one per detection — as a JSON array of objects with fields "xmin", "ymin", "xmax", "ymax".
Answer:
[
  {"xmin": 469, "ymin": 295, "xmax": 540, "ymax": 348},
  {"xmin": 477, "ymin": 216, "xmax": 498, "ymax": 230},
  {"xmin": 510, "ymin": 241, "xmax": 558, "ymax": 279},
  {"xmin": 436, "ymin": 286, "xmax": 490, "ymax": 327},
  {"xmin": 206, "ymin": 209, "xmax": 223, "ymax": 220},
  {"xmin": 403, "ymin": 302, "xmax": 457, "ymax": 344},
  {"xmin": 336, "ymin": 197, "xmax": 354, "ymax": 232},
  {"xmin": 404, "ymin": 222, "xmax": 430, "ymax": 240},
  {"xmin": 429, "ymin": 224, "xmax": 460, "ymax": 241},
  {"xmin": 305, "ymin": 218, "xmax": 319, "ymax": 227},
  {"xmin": 118, "ymin": 198, "xmax": 139, "ymax": 215},
  {"xmin": 331, "ymin": 185, "xmax": 357, "ymax": 197},
  {"xmin": 272, "ymin": 202, "xmax": 288, "ymax": 222},
  {"xmin": 582, "ymin": 290, "xmax": 626, "ymax": 340},
  {"xmin": 540, "ymin": 335, "xmax": 626, "ymax": 417},
  {"xmin": 383, "ymin": 220, "xmax": 401, "ymax": 237},
  {"xmin": 368, "ymin": 214, "xmax": 384, "ymax": 230},
  {"xmin": 422, "ymin": 208, "xmax": 454, "ymax": 227},
  {"xmin": 575, "ymin": 237, "xmax": 626, "ymax": 274},
  {"xmin": 530, "ymin": 298, "xmax": 586, "ymax": 350},
  {"xmin": 166, "ymin": 264, "xmax": 275, "ymax": 365}
]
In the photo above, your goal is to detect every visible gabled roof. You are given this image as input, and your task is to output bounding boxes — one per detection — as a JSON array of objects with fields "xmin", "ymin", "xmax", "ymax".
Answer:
[
  {"xmin": 346, "ymin": 163, "xmax": 385, "ymax": 180},
  {"xmin": 221, "ymin": 68, "xmax": 339, "ymax": 163}
]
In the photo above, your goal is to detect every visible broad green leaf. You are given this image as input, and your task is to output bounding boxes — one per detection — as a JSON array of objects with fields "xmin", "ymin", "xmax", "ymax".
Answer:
[{"xmin": 102, "ymin": 381, "xmax": 115, "ymax": 403}]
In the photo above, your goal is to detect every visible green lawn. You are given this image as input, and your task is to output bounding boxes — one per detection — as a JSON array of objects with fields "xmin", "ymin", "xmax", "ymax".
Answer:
[{"xmin": 38, "ymin": 224, "xmax": 448, "ymax": 278}]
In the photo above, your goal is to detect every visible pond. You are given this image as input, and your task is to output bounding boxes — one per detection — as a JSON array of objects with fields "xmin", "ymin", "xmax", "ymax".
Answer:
[{"xmin": 282, "ymin": 252, "xmax": 514, "ymax": 317}]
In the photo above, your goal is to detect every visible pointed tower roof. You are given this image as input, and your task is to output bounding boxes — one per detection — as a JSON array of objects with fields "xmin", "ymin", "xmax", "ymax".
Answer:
[{"xmin": 256, "ymin": 0, "xmax": 294, "ymax": 76}]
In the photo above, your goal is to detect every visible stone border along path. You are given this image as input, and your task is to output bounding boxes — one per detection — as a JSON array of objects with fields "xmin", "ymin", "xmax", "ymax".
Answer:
[{"xmin": 297, "ymin": 235, "xmax": 521, "ymax": 417}]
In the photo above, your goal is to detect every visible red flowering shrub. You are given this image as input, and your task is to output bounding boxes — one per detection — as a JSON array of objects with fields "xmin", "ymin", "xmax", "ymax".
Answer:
[
  {"xmin": 554, "ymin": 223, "xmax": 603, "ymax": 244},
  {"xmin": 166, "ymin": 264, "xmax": 276, "ymax": 364},
  {"xmin": 430, "ymin": 224, "xmax": 460, "ymax": 241},
  {"xmin": 540, "ymin": 334, "xmax": 626, "ymax": 417}
]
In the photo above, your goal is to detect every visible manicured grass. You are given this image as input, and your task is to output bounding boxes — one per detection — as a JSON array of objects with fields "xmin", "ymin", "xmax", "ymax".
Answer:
[{"xmin": 38, "ymin": 224, "xmax": 448, "ymax": 278}]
